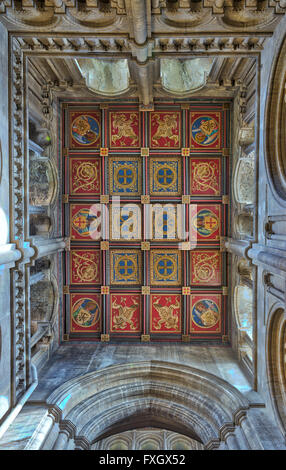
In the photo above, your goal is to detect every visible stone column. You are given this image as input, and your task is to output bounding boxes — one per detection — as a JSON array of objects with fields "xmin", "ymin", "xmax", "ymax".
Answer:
[
  {"xmin": 32, "ymin": 237, "xmax": 66, "ymax": 260},
  {"xmin": 53, "ymin": 430, "xmax": 69, "ymax": 450},
  {"xmin": 53, "ymin": 421, "xmax": 76, "ymax": 450},
  {"xmin": 224, "ymin": 432, "xmax": 241, "ymax": 450},
  {"xmin": 131, "ymin": 0, "xmax": 147, "ymax": 46},
  {"xmin": 25, "ymin": 406, "xmax": 61, "ymax": 450}
]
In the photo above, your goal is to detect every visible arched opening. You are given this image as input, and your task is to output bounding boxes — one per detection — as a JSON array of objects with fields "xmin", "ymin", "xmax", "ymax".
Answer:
[{"xmin": 37, "ymin": 361, "xmax": 257, "ymax": 450}]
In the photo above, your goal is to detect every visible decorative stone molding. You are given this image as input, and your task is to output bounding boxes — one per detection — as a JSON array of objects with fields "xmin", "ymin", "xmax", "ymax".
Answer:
[
  {"xmin": 45, "ymin": 361, "xmax": 258, "ymax": 449},
  {"xmin": 74, "ymin": 435, "xmax": 91, "ymax": 450},
  {"xmin": 10, "ymin": 37, "xmax": 28, "ymax": 398}
]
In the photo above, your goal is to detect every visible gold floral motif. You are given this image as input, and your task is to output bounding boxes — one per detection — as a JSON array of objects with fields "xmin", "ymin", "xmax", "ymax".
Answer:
[
  {"xmin": 192, "ymin": 252, "xmax": 219, "ymax": 283},
  {"xmin": 72, "ymin": 161, "xmax": 99, "ymax": 193},
  {"xmin": 152, "ymin": 296, "xmax": 180, "ymax": 330},
  {"xmin": 192, "ymin": 161, "xmax": 219, "ymax": 194},
  {"xmin": 112, "ymin": 296, "xmax": 139, "ymax": 330},
  {"xmin": 151, "ymin": 113, "xmax": 179, "ymax": 146},
  {"xmin": 72, "ymin": 251, "xmax": 99, "ymax": 283}
]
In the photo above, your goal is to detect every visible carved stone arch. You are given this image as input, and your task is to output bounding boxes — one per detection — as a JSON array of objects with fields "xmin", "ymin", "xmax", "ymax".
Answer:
[
  {"xmin": 218, "ymin": 6, "xmax": 279, "ymax": 30},
  {"xmin": 45, "ymin": 361, "xmax": 258, "ymax": 450},
  {"xmin": 267, "ymin": 306, "xmax": 286, "ymax": 439},
  {"xmin": 265, "ymin": 32, "xmax": 286, "ymax": 204}
]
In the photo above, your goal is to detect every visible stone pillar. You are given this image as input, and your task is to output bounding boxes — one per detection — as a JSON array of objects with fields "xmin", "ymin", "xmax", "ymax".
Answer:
[
  {"xmin": 53, "ymin": 421, "xmax": 76, "ymax": 450},
  {"xmin": 25, "ymin": 407, "xmax": 61, "ymax": 450},
  {"xmin": 131, "ymin": 0, "xmax": 147, "ymax": 46},
  {"xmin": 224, "ymin": 432, "xmax": 241, "ymax": 450},
  {"xmin": 239, "ymin": 417, "xmax": 264, "ymax": 450},
  {"xmin": 53, "ymin": 430, "xmax": 69, "ymax": 450},
  {"xmin": 235, "ymin": 426, "xmax": 251, "ymax": 450}
]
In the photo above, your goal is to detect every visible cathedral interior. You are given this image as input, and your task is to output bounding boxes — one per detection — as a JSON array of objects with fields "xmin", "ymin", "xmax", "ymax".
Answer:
[{"xmin": 0, "ymin": 0, "xmax": 286, "ymax": 451}]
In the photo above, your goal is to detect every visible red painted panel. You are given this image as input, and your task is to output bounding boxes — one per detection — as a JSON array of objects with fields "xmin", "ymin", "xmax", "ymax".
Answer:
[
  {"xmin": 190, "ymin": 293, "xmax": 221, "ymax": 333},
  {"xmin": 110, "ymin": 294, "xmax": 141, "ymax": 333},
  {"xmin": 151, "ymin": 294, "xmax": 181, "ymax": 333}
]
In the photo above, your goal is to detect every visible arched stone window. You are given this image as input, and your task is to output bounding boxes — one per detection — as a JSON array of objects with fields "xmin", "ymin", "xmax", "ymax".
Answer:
[{"xmin": 138, "ymin": 437, "xmax": 160, "ymax": 450}]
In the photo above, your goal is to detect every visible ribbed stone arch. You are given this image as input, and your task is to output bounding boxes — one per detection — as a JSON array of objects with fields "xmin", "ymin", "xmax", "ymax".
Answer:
[
  {"xmin": 80, "ymin": 397, "xmax": 212, "ymax": 444},
  {"xmin": 46, "ymin": 361, "xmax": 253, "ymax": 449}
]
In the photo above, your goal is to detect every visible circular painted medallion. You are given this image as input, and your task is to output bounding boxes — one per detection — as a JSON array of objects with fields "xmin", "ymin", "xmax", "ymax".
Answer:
[
  {"xmin": 114, "ymin": 164, "xmax": 136, "ymax": 190},
  {"xmin": 155, "ymin": 164, "xmax": 176, "ymax": 189},
  {"xmin": 72, "ymin": 298, "xmax": 100, "ymax": 328},
  {"xmin": 71, "ymin": 115, "xmax": 100, "ymax": 146},
  {"xmin": 192, "ymin": 299, "xmax": 219, "ymax": 328},
  {"xmin": 155, "ymin": 255, "xmax": 176, "ymax": 279},
  {"xmin": 191, "ymin": 116, "xmax": 219, "ymax": 146},
  {"xmin": 115, "ymin": 255, "xmax": 137, "ymax": 280},
  {"xmin": 192, "ymin": 208, "xmax": 218, "ymax": 237}
]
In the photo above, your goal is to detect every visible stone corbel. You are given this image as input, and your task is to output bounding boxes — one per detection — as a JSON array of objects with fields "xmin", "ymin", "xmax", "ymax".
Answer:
[
  {"xmin": 238, "ymin": 124, "xmax": 255, "ymax": 148},
  {"xmin": 74, "ymin": 436, "xmax": 91, "ymax": 450}
]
